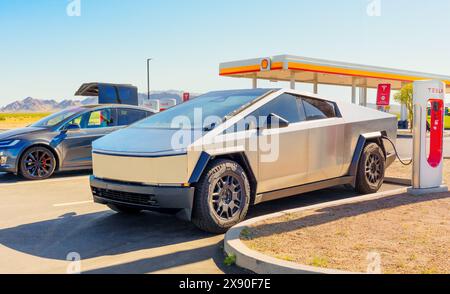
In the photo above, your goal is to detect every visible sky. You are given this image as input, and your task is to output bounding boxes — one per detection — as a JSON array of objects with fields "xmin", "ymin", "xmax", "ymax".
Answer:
[{"xmin": 0, "ymin": 0, "xmax": 450, "ymax": 106}]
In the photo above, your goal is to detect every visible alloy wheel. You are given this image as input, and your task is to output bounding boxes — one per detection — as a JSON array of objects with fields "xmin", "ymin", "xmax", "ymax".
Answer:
[
  {"xmin": 365, "ymin": 153, "xmax": 382, "ymax": 185},
  {"xmin": 23, "ymin": 149, "xmax": 54, "ymax": 179},
  {"xmin": 211, "ymin": 174, "xmax": 243, "ymax": 221}
]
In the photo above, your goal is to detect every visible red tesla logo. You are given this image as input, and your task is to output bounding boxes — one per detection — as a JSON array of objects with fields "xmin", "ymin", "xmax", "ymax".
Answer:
[{"xmin": 376, "ymin": 84, "xmax": 391, "ymax": 106}]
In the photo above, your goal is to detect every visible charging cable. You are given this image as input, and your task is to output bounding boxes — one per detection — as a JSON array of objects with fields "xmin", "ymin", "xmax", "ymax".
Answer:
[{"xmin": 382, "ymin": 136, "xmax": 413, "ymax": 166}]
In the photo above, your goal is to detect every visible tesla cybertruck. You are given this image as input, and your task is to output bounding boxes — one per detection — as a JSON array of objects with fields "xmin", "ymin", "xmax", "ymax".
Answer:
[{"xmin": 89, "ymin": 88, "xmax": 398, "ymax": 233}]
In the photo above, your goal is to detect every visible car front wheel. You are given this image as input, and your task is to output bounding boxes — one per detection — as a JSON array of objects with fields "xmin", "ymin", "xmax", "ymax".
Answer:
[
  {"xmin": 355, "ymin": 143, "xmax": 386, "ymax": 194},
  {"xmin": 19, "ymin": 146, "xmax": 56, "ymax": 180},
  {"xmin": 192, "ymin": 159, "xmax": 251, "ymax": 234}
]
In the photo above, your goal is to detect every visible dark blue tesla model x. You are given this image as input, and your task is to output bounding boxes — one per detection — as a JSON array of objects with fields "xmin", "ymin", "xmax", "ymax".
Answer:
[{"xmin": 0, "ymin": 105, "xmax": 154, "ymax": 180}]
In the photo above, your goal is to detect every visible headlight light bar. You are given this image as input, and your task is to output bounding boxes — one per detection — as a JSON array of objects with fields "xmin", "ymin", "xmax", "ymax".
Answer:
[{"xmin": 0, "ymin": 140, "xmax": 20, "ymax": 148}]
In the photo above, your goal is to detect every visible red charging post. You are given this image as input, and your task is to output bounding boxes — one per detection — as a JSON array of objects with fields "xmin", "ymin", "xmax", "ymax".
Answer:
[{"xmin": 428, "ymin": 99, "xmax": 444, "ymax": 168}]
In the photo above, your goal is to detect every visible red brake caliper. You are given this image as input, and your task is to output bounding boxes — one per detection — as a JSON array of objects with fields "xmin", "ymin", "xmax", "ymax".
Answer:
[{"xmin": 42, "ymin": 155, "xmax": 47, "ymax": 169}]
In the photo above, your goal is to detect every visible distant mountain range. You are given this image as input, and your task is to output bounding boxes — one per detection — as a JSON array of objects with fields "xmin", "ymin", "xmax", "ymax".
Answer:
[
  {"xmin": 0, "ymin": 91, "xmax": 199, "ymax": 113},
  {"xmin": 0, "ymin": 97, "xmax": 98, "ymax": 113},
  {"xmin": 4, "ymin": 92, "xmax": 427, "ymax": 114}
]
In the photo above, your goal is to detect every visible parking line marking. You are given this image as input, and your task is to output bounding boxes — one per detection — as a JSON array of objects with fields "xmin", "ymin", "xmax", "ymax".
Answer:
[{"xmin": 53, "ymin": 200, "xmax": 94, "ymax": 207}]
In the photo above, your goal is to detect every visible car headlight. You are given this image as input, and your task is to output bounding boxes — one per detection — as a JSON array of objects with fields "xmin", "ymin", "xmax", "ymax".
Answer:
[
  {"xmin": 0, "ymin": 140, "xmax": 20, "ymax": 148},
  {"xmin": 0, "ymin": 152, "xmax": 7, "ymax": 165}
]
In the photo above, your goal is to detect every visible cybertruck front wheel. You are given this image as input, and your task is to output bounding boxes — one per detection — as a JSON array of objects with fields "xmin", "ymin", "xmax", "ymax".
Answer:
[
  {"xmin": 192, "ymin": 159, "xmax": 251, "ymax": 234},
  {"xmin": 355, "ymin": 143, "xmax": 386, "ymax": 194}
]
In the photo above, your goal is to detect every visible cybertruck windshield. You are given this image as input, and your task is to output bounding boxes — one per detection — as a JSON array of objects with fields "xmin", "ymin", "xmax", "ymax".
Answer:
[{"xmin": 134, "ymin": 89, "xmax": 273, "ymax": 130}]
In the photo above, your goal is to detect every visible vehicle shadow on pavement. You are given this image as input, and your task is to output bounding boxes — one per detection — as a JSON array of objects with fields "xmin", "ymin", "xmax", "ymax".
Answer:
[
  {"xmin": 0, "ymin": 210, "xmax": 244, "ymax": 274},
  {"xmin": 0, "ymin": 185, "xmax": 399, "ymax": 273},
  {"xmin": 0, "ymin": 170, "xmax": 92, "ymax": 185},
  {"xmin": 243, "ymin": 192, "xmax": 450, "ymax": 239},
  {"xmin": 0, "ymin": 210, "xmax": 213, "ymax": 261},
  {"xmin": 247, "ymin": 186, "xmax": 362, "ymax": 219},
  {"xmin": 82, "ymin": 239, "xmax": 247, "ymax": 274}
]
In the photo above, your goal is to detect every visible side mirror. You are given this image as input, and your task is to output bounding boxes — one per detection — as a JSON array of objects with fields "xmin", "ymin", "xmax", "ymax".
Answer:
[
  {"xmin": 265, "ymin": 113, "xmax": 290, "ymax": 129},
  {"xmin": 63, "ymin": 124, "xmax": 81, "ymax": 133}
]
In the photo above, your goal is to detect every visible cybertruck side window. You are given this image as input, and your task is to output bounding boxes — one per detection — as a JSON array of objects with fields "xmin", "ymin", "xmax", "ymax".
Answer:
[
  {"xmin": 257, "ymin": 94, "xmax": 303, "ymax": 125},
  {"xmin": 302, "ymin": 97, "xmax": 337, "ymax": 121},
  {"xmin": 224, "ymin": 115, "xmax": 259, "ymax": 134},
  {"xmin": 224, "ymin": 93, "xmax": 305, "ymax": 134}
]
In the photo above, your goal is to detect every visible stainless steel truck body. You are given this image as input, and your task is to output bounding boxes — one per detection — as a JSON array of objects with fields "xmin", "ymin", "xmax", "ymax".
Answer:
[{"xmin": 90, "ymin": 88, "xmax": 397, "ymax": 233}]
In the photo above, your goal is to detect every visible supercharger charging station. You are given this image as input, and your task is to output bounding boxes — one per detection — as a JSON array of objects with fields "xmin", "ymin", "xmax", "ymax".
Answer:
[
  {"xmin": 142, "ymin": 100, "xmax": 161, "ymax": 112},
  {"xmin": 160, "ymin": 98, "xmax": 177, "ymax": 111},
  {"xmin": 408, "ymin": 80, "xmax": 448, "ymax": 195}
]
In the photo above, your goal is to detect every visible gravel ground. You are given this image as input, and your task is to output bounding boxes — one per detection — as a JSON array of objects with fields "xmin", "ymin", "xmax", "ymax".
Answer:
[{"xmin": 243, "ymin": 160, "xmax": 450, "ymax": 274}]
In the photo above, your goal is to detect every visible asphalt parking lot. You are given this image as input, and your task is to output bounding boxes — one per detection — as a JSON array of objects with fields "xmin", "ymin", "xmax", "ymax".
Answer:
[{"xmin": 0, "ymin": 170, "xmax": 405, "ymax": 274}]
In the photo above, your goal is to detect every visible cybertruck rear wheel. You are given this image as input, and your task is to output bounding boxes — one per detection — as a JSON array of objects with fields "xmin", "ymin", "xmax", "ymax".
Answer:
[
  {"xmin": 192, "ymin": 159, "xmax": 251, "ymax": 234},
  {"xmin": 19, "ymin": 146, "xmax": 56, "ymax": 180},
  {"xmin": 355, "ymin": 143, "xmax": 385, "ymax": 194}
]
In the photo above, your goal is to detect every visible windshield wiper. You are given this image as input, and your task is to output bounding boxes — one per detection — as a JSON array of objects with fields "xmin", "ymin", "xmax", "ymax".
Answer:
[{"xmin": 203, "ymin": 123, "xmax": 218, "ymax": 132}]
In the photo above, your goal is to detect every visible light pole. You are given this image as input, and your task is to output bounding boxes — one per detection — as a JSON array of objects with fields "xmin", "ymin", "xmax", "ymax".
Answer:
[{"xmin": 147, "ymin": 58, "xmax": 152, "ymax": 101}]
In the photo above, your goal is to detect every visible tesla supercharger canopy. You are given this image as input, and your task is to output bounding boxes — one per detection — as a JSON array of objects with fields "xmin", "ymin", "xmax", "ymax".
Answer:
[{"xmin": 411, "ymin": 80, "xmax": 447, "ymax": 192}]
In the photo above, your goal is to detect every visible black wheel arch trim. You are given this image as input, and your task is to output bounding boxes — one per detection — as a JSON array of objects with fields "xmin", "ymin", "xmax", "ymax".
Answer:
[
  {"xmin": 188, "ymin": 151, "xmax": 258, "ymax": 204},
  {"xmin": 189, "ymin": 152, "xmax": 256, "ymax": 183},
  {"xmin": 348, "ymin": 131, "xmax": 388, "ymax": 182},
  {"xmin": 188, "ymin": 152, "xmax": 212, "ymax": 184}
]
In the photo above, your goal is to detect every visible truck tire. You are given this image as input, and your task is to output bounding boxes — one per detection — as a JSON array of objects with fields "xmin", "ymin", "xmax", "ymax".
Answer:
[
  {"xmin": 107, "ymin": 203, "xmax": 142, "ymax": 214},
  {"xmin": 355, "ymin": 143, "xmax": 385, "ymax": 194},
  {"xmin": 192, "ymin": 159, "xmax": 251, "ymax": 234}
]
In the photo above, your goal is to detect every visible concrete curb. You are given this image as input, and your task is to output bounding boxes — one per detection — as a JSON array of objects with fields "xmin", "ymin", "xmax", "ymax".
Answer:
[
  {"xmin": 224, "ymin": 187, "xmax": 408, "ymax": 274},
  {"xmin": 384, "ymin": 177, "xmax": 412, "ymax": 186},
  {"xmin": 407, "ymin": 185, "xmax": 448, "ymax": 195}
]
